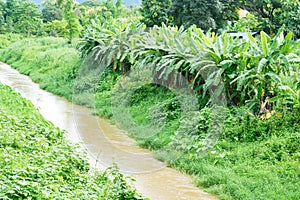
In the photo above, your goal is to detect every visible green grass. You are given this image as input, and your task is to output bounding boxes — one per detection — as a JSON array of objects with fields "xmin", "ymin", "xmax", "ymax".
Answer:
[
  {"xmin": 0, "ymin": 33, "xmax": 23, "ymax": 49},
  {"xmin": 0, "ymin": 36, "xmax": 80, "ymax": 100},
  {"xmin": 1, "ymin": 36, "xmax": 299, "ymax": 200},
  {"xmin": 172, "ymin": 131, "xmax": 300, "ymax": 200},
  {"xmin": 0, "ymin": 84, "xmax": 145, "ymax": 199}
]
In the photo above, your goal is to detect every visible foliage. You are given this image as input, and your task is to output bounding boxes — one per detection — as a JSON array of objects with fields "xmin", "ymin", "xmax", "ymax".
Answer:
[
  {"xmin": 14, "ymin": 0, "xmax": 43, "ymax": 36},
  {"xmin": 0, "ymin": 0, "xmax": 5, "ymax": 33},
  {"xmin": 241, "ymin": 0, "xmax": 281, "ymax": 34},
  {"xmin": 169, "ymin": 0, "xmax": 240, "ymax": 31},
  {"xmin": 79, "ymin": 0, "xmax": 139, "ymax": 30},
  {"xmin": 228, "ymin": 13, "xmax": 261, "ymax": 32},
  {"xmin": 279, "ymin": 0, "xmax": 300, "ymax": 38},
  {"xmin": 78, "ymin": 21, "xmax": 300, "ymax": 112},
  {"xmin": 79, "ymin": 3, "xmax": 115, "ymax": 27},
  {"xmin": 0, "ymin": 0, "xmax": 141, "ymax": 39},
  {"xmin": 0, "ymin": 84, "xmax": 145, "ymax": 199},
  {"xmin": 271, "ymin": 72, "xmax": 300, "ymax": 109},
  {"xmin": 140, "ymin": 0, "xmax": 172, "ymax": 27},
  {"xmin": 1, "ymin": 0, "xmax": 43, "ymax": 35},
  {"xmin": 41, "ymin": 2, "xmax": 62, "ymax": 23},
  {"xmin": 44, "ymin": 20, "xmax": 68, "ymax": 37},
  {"xmin": 77, "ymin": 20, "xmax": 144, "ymax": 70},
  {"xmin": 241, "ymin": 0, "xmax": 300, "ymax": 38},
  {"xmin": 229, "ymin": 27, "xmax": 300, "ymax": 109},
  {"xmin": 103, "ymin": 0, "xmax": 123, "ymax": 18},
  {"xmin": 173, "ymin": 124, "xmax": 300, "ymax": 200},
  {"xmin": 80, "ymin": 0, "xmax": 103, "ymax": 7},
  {"xmin": 56, "ymin": 0, "xmax": 82, "ymax": 44},
  {"xmin": 94, "ymin": 68, "xmax": 121, "ymax": 117}
]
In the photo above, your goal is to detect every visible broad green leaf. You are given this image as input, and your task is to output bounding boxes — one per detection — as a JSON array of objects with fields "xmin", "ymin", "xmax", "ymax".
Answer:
[
  {"xmin": 258, "ymin": 58, "xmax": 268, "ymax": 73},
  {"xmin": 219, "ymin": 60, "xmax": 233, "ymax": 68},
  {"xmin": 265, "ymin": 72, "xmax": 281, "ymax": 83},
  {"xmin": 260, "ymin": 31, "xmax": 270, "ymax": 57}
]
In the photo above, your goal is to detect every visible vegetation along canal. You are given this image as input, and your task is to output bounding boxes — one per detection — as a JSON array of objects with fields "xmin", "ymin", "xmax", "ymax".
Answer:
[{"xmin": 0, "ymin": 63, "xmax": 218, "ymax": 200}]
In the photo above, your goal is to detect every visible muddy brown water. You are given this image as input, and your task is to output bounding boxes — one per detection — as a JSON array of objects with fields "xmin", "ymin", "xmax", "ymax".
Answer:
[{"xmin": 0, "ymin": 63, "xmax": 218, "ymax": 200}]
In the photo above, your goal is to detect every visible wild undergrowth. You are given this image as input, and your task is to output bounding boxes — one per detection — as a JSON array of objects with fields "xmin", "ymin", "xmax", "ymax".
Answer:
[
  {"xmin": 0, "ymin": 33, "xmax": 23, "ymax": 49},
  {"xmin": 170, "ymin": 109, "xmax": 300, "ymax": 200},
  {"xmin": 0, "ymin": 84, "xmax": 145, "ymax": 199},
  {"xmin": 92, "ymin": 69, "xmax": 300, "ymax": 200}
]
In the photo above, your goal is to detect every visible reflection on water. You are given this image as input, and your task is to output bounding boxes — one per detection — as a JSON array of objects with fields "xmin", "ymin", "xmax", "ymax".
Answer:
[{"xmin": 0, "ymin": 63, "xmax": 218, "ymax": 200}]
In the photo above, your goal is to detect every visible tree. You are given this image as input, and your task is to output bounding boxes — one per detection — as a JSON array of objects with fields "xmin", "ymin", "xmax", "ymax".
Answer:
[
  {"xmin": 56, "ymin": 0, "xmax": 82, "ymax": 44},
  {"xmin": 241, "ymin": 0, "xmax": 300, "ymax": 37},
  {"xmin": 44, "ymin": 19, "xmax": 68, "ymax": 37},
  {"xmin": 79, "ymin": 0, "xmax": 130, "ymax": 28},
  {"xmin": 2, "ymin": 0, "xmax": 43, "ymax": 35},
  {"xmin": 0, "ymin": 0, "xmax": 5, "ymax": 32},
  {"xmin": 3, "ymin": 0, "xmax": 17, "ymax": 32},
  {"xmin": 169, "ymin": 0, "xmax": 240, "ymax": 31},
  {"xmin": 15, "ymin": 1, "xmax": 43, "ymax": 36},
  {"xmin": 241, "ymin": 0, "xmax": 282, "ymax": 34},
  {"xmin": 103, "ymin": 0, "xmax": 124, "ymax": 18},
  {"xmin": 229, "ymin": 13, "xmax": 262, "ymax": 32},
  {"xmin": 79, "ymin": 5, "xmax": 112, "ymax": 27},
  {"xmin": 4, "ymin": 0, "xmax": 17, "ymax": 21},
  {"xmin": 140, "ymin": 0, "xmax": 172, "ymax": 27},
  {"xmin": 80, "ymin": 0, "xmax": 102, "ymax": 7},
  {"xmin": 42, "ymin": 2, "xmax": 62, "ymax": 23},
  {"xmin": 280, "ymin": 0, "xmax": 300, "ymax": 38}
]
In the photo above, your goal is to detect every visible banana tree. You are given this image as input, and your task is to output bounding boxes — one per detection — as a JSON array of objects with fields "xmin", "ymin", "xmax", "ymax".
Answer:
[
  {"xmin": 231, "ymin": 26, "xmax": 300, "ymax": 109},
  {"xmin": 78, "ymin": 21, "xmax": 145, "ymax": 73},
  {"xmin": 270, "ymin": 73, "xmax": 300, "ymax": 109}
]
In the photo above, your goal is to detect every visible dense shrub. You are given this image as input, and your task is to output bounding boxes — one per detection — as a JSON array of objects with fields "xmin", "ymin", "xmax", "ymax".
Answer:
[{"xmin": 0, "ymin": 84, "xmax": 145, "ymax": 199}]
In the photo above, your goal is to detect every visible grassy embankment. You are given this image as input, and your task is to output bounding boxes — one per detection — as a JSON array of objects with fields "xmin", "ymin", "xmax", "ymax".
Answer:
[
  {"xmin": 0, "ymin": 84, "xmax": 145, "ymax": 199},
  {"xmin": 0, "ymin": 36, "xmax": 299, "ymax": 200}
]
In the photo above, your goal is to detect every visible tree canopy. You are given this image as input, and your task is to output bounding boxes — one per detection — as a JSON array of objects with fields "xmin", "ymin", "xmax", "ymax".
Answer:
[
  {"xmin": 140, "ymin": 0, "xmax": 172, "ymax": 27},
  {"xmin": 169, "ymin": 0, "xmax": 240, "ymax": 31},
  {"xmin": 1, "ymin": 0, "xmax": 300, "ymax": 39},
  {"xmin": 0, "ymin": 0, "xmax": 42, "ymax": 35},
  {"xmin": 0, "ymin": 1, "xmax": 5, "ymax": 32},
  {"xmin": 241, "ymin": 0, "xmax": 300, "ymax": 37},
  {"xmin": 139, "ymin": 0, "xmax": 300, "ymax": 37},
  {"xmin": 55, "ymin": 0, "xmax": 82, "ymax": 44},
  {"xmin": 42, "ymin": 2, "xmax": 62, "ymax": 23},
  {"xmin": 140, "ymin": 0, "xmax": 240, "ymax": 30}
]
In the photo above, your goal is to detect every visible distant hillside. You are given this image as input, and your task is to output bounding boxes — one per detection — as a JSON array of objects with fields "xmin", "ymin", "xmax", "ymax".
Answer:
[{"xmin": 30, "ymin": 0, "xmax": 141, "ymax": 7}]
